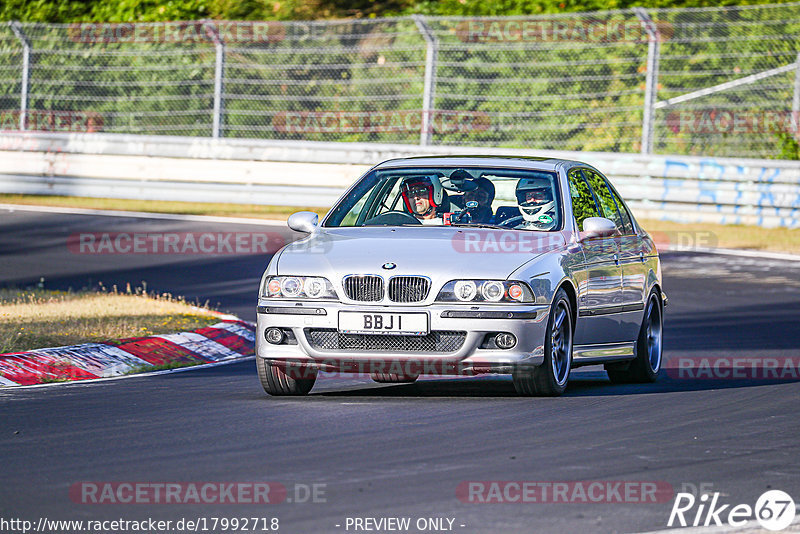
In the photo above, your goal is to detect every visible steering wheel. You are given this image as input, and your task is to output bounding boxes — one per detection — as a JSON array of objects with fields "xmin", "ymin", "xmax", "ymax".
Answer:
[{"xmin": 363, "ymin": 211, "xmax": 421, "ymax": 226}]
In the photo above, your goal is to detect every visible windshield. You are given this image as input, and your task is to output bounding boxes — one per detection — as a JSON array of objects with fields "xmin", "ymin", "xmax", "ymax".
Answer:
[{"xmin": 323, "ymin": 166, "xmax": 562, "ymax": 231}]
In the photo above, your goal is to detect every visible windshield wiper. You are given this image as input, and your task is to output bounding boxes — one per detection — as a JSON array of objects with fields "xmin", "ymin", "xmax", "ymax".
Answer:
[{"xmin": 448, "ymin": 222, "xmax": 507, "ymax": 229}]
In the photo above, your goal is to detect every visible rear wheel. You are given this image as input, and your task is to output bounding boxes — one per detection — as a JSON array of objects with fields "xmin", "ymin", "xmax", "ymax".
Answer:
[
  {"xmin": 256, "ymin": 357, "xmax": 316, "ymax": 396},
  {"xmin": 606, "ymin": 290, "xmax": 663, "ymax": 384},
  {"xmin": 513, "ymin": 288, "xmax": 573, "ymax": 396},
  {"xmin": 371, "ymin": 372, "xmax": 419, "ymax": 384}
]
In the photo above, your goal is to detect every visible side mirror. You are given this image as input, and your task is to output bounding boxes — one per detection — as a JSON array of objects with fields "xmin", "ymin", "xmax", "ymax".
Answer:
[
  {"xmin": 287, "ymin": 211, "xmax": 319, "ymax": 233},
  {"xmin": 582, "ymin": 217, "xmax": 617, "ymax": 239}
]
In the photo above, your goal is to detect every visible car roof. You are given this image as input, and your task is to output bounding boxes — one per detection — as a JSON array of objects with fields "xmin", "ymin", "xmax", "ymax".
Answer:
[{"xmin": 372, "ymin": 155, "xmax": 591, "ymax": 172}]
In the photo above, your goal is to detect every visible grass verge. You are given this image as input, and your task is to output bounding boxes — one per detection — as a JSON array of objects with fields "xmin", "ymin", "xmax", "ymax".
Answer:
[
  {"xmin": 0, "ymin": 286, "xmax": 221, "ymax": 354},
  {"xmin": 638, "ymin": 219, "xmax": 800, "ymax": 255}
]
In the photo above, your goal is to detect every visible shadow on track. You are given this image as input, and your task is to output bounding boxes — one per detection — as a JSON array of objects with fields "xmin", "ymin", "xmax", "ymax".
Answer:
[{"xmin": 302, "ymin": 371, "xmax": 799, "ymax": 399}]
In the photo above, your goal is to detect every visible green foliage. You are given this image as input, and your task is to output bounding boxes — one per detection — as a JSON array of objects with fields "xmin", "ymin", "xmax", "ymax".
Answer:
[
  {"xmin": 0, "ymin": 0, "xmax": 93, "ymax": 23},
  {"xmin": 1, "ymin": 1, "xmax": 797, "ymax": 159},
  {"xmin": 775, "ymin": 129, "xmax": 800, "ymax": 160},
  {"xmin": 567, "ymin": 169, "xmax": 599, "ymax": 230},
  {"xmin": 3, "ymin": 0, "xmax": 800, "ymax": 22}
]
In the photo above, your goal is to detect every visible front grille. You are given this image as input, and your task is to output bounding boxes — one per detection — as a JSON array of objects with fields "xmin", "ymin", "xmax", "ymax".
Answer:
[
  {"xmin": 343, "ymin": 275, "xmax": 384, "ymax": 302},
  {"xmin": 305, "ymin": 329, "xmax": 466, "ymax": 353},
  {"xmin": 388, "ymin": 276, "xmax": 431, "ymax": 303}
]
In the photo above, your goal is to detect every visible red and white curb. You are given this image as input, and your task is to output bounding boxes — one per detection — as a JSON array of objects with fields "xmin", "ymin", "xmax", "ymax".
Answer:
[{"xmin": 0, "ymin": 320, "xmax": 255, "ymax": 387}]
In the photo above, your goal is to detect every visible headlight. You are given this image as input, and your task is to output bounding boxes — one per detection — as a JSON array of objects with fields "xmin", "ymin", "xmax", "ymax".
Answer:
[
  {"xmin": 262, "ymin": 276, "xmax": 338, "ymax": 300},
  {"xmin": 454, "ymin": 280, "xmax": 477, "ymax": 301},
  {"xmin": 280, "ymin": 277, "xmax": 303, "ymax": 298},
  {"xmin": 481, "ymin": 281, "xmax": 504, "ymax": 302},
  {"xmin": 436, "ymin": 280, "xmax": 534, "ymax": 303},
  {"xmin": 303, "ymin": 277, "xmax": 327, "ymax": 298}
]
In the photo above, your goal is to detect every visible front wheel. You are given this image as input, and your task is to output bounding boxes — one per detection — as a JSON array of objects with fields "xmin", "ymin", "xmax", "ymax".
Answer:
[
  {"xmin": 256, "ymin": 357, "xmax": 317, "ymax": 396},
  {"xmin": 606, "ymin": 289, "xmax": 663, "ymax": 384},
  {"xmin": 513, "ymin": 288, "xmax": 573, "ymax": 396}
]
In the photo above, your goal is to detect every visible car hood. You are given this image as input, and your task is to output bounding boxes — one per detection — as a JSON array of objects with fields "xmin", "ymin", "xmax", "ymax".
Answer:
[{"xmin": 276, "ymin": 226, "xmax": 566, "ymax": 282}]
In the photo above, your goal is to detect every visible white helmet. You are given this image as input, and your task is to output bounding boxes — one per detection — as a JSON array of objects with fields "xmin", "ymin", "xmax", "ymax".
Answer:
[{"xmin": 515, "ymin": 178, "xmax": 554, "ymax": 223}]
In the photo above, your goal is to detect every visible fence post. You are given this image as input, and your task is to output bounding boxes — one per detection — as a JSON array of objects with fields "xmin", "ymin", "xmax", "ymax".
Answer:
[
  {"xmin": 634, "ymin": 8, "xmax": 660, "ymax": 155},
  {"xmin": 413, "ymin": 15, "xmax": 438, "ymax": 146},
  {"xmin": 9, "ymin": 22, "xmax": 31, "ymax": 131},
  {"xmin": 204, "ymin": 21, "xmax": 226, "ymax": 139},
  {"xmin": 792, "ymin": 52, "xmax": 800, "ymax": 138}
]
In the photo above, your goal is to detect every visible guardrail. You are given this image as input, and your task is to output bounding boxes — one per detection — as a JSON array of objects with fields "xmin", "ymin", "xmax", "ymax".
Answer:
[{"xmin": 0, "ymin": 132, "xmax": 799, "ymax": 228}]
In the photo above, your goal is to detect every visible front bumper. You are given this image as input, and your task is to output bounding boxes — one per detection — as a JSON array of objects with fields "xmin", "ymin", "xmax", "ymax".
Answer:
[{"xmin": 255, "ymin": 300, "xmax": 550, "ymax": 375}]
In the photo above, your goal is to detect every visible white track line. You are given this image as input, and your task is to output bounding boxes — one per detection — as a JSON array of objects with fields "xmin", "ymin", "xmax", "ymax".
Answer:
[
  {"xmin": 657, "ymin": 244, "xmax": 800, "ymax": 262},
  {"xmin": 0, "ymin": 203, "xmax": 288, "ymax": 226}
]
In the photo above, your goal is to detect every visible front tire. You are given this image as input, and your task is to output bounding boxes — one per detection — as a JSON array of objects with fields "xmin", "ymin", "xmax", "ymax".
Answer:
[
  {"xmin": 513, "ymin": 288, "xmax": 573, "ymax": 396},
  {"xmin": 606, "ymin": 289, "xmax": 663, "ymax": 384},
  {"xmin": 257, "ymin": 357, "xmax": 317, "ymax": 396}
]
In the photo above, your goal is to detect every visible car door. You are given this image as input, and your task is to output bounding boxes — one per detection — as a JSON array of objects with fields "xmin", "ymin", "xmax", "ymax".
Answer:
[
  {"xmin": 604, "ymin": 178, "xmax": 648, "ymax": 341},
  {"xmin": 567, "ymin": 168, "xmax": 622, "ymax": 345},
  {"xmin": 582, "ymin": 169, "xmax": 644, "ymax": 342}
]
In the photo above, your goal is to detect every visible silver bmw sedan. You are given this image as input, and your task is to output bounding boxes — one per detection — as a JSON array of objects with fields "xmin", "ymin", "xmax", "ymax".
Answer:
[{"xmin": 256, "ymin": 156, "xmax": 665, "ymax": 396}]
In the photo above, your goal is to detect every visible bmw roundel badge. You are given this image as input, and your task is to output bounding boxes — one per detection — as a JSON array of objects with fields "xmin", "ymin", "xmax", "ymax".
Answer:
[{"xmin": 382, "ymin": 262, "xmax": 396, "ymax": 270}]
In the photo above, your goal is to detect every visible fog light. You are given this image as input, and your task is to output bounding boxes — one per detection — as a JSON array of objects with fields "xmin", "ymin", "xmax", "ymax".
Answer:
[
  {"xmin": 495, "ymin": 333, "xmax": 516, "ymax": 349},
  {"xmin": 265, "ymin": 327, "xmax": 285, "ymax": 344}
]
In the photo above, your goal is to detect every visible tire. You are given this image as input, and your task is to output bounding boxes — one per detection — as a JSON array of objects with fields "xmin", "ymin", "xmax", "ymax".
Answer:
[
  {"xmin": 513, "ymin": 288, "xmax": 573, "ymax": 396},
  {"xmin": 371, "ymin": 372, "xmax": 419, "ymax": 384},
  {"xmin": 606, "ymin": 289, "xmax": 663, "ymax": 384},
  {"xmin": 256, "ymin": 357, "xmax": 316, "ymax": 396}
]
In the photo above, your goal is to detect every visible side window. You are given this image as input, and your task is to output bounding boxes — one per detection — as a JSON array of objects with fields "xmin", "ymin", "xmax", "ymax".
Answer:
[
  {"xmin": 583, "ymin": 170, "xmax": 626, "ymax": 233},
  {"xmin": 567, "ymin": 169, "xmax": 601, "ymax": 230},
  {"xmin": 606, "ymin": 185, "xmax": 635, "ymax": 235}
]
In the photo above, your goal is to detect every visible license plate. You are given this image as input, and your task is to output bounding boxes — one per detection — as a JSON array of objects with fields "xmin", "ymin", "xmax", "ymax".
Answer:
[{"xmin": 338, "ymin": 311, "xmax": 428, "ymax": 335}]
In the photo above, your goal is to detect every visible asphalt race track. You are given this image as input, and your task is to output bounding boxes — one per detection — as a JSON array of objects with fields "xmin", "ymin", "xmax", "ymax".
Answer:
[{"xmin": 1, "ymin": 207, "xmax": 799, "ymax": 534}]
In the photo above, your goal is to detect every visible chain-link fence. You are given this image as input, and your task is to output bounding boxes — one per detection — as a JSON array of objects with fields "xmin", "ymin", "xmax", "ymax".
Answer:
[{"xmin": 1, "ymin": 3, "xmax": 799, "ymax": 158}]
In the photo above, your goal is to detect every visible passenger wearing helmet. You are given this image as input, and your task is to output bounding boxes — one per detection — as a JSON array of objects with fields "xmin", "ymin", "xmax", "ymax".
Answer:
[
  {"xmin": 515, "ymin": 178, "xmax": 556, "ymax": 229},
  {"xmin": 400, "ymin": 176, "xmax": 446, "ymax": 224}
]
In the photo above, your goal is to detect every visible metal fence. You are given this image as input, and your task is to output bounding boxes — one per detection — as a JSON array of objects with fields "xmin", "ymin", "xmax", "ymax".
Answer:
[{"xmin": 1, "ymin": 3, "xmax": 800, "ymax": 158}]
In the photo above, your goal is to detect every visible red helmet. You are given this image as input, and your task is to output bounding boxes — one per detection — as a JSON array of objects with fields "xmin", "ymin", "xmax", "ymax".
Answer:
[{"xmin": 401, "ymin": 178, "xmax": 439, "ymax": 216}]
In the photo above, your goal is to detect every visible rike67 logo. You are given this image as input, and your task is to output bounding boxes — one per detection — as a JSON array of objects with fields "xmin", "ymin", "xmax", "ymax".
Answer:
[{"xmin": 668, "ymin": 490, "xmax": 796, "ymax": 531}]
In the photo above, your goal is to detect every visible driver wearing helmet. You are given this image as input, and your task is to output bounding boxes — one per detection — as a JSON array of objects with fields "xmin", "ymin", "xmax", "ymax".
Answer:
[
  {"xmin": 401, "ymin": 176, "xmax": 446, "ymax": 225},
  {"xmin": 515, "ymin": 178, "xmax": 556, "ymax": 230}
]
